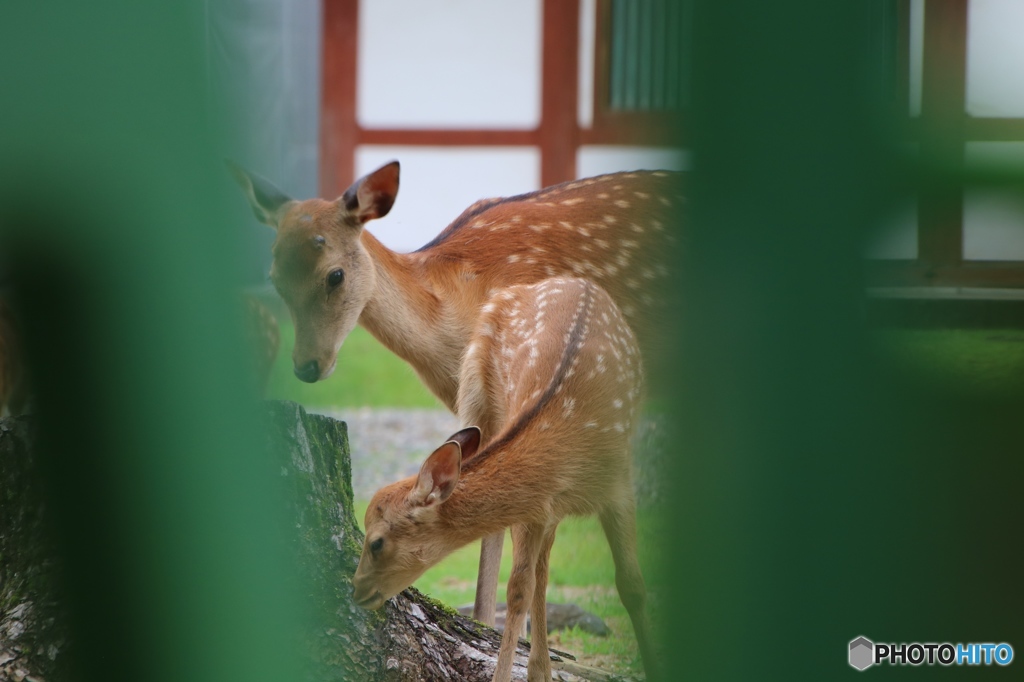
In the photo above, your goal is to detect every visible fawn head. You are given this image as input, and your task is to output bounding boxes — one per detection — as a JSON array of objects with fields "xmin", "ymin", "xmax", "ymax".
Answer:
[
  {"xmin": 230, "ymin": 161, "xmax": 399, "ymax": 382},
  {"xmin": 352, "ymin": 426, "xmax": 482, "ymax": 610}
]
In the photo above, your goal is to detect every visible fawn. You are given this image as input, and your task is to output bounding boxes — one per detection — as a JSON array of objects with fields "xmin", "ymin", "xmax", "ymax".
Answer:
[
  {"xmin": 352, "ymin": 278, "xmax": 656, "ymax": 682},
  {"xmin": 232, "ymin": 161, "xmax": 679, "ymax": 625}
]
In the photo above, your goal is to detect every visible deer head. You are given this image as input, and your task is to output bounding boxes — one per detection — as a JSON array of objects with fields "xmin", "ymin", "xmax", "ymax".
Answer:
[
  {"xmin": 352, "ymin": 426, "xmax": 482, "ymax": 610},
  {"xmin": 230, "ymin": 161, "xmax": 400, "ymax": 382}
]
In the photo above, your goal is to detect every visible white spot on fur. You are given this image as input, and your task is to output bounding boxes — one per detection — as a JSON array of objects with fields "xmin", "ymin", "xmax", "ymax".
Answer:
[
  {"xmin": 507, "ymin": 254, "xmax": 520, "ymax": 263},
  {"xmin": 614, "ymin": 200, "xmax": 630, "ymax": 208},
  {"xmin": 634, "ymin": 191, "xmax": 650, "ymax": 199}
]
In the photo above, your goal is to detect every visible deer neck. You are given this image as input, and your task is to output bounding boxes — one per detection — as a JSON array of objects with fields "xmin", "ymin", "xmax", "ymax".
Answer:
[
  {"xmin": 356, "ymin": 231, "xmax": 466, "ymax": 408},
  {"xmin": 437, "ymin": 450, "xmax": 545, "ymax": 546}
]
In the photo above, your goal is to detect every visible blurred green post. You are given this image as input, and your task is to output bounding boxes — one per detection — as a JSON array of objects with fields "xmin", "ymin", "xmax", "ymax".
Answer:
[
  {"xmin": 666, "ymin": 0, "xmax": 1023, "ymax": 677},
  {"xmin": 1, "ymin": 3, "xmax": 304, "ymax": 681}
]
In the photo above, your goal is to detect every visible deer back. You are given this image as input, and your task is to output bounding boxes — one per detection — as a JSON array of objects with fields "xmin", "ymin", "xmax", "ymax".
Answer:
[{"xmin": 453, "ymin": 277, "xmax": 644, "ymax": 525}]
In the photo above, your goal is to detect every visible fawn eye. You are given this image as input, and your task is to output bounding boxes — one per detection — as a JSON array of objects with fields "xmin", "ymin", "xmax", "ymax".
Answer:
[
  {"xmin": 370, "ymin": 537, "xmax": 384, "ymax": 554},
  {"xmin": 327, "ymin": 268, "xmax": 345, "ymax": 288}
]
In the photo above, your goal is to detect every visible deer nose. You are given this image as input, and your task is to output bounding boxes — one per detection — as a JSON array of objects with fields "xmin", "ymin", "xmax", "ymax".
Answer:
[{"xmin": 294, "ymin": 359, "xmax": 320, "ymax": 383}]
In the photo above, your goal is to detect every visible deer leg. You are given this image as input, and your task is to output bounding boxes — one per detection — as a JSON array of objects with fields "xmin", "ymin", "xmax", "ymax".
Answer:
[
  {"xmin": 526, "ymin": 523, "xmax": 558, "ymax": 682},
  {"xmin": 459, "ymin": 400, "xmax": 504, "ymax": 626},
  {"xmin": 493, "ymin": 522, "xmax": 545, "ymax": 682},
  {"xmin": 600, "ymin": 495, "xmax": 659, "ymax": 681},
  {"xmin": 473, "ymin": 531, "xmax": 504, "ymax": 625}
]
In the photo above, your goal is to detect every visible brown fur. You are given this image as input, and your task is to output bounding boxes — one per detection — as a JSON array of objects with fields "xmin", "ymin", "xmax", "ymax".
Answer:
[
  {"xmin": 234, "ymin": 162, "xmax": 680, "ymax": 625},
  {"xmin": 352, "ymin": 278, "xmax": 657, "ymax": 682}
]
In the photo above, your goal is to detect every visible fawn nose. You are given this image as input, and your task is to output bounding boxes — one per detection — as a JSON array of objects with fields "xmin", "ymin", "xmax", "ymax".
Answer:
[{"xmin": 294, "ymin": 359, "xmax": 320, "ymax": 383}]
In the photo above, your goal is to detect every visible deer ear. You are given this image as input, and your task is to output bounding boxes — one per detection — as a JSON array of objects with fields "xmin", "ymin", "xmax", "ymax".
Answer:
[
  {"xmin": 340, "ymin": 161, "xmax": 400, "ymax": 224},
  {"xmin": 410, "ymin": 440, "xmax": 461, "ymax": 507},
  {"xmin": 445, "ymin": 426, "xmax": 482, "ymax": 462},
  {"xmin": 227, "ymin": 160, "xmax": 293, "ymax": 229}
]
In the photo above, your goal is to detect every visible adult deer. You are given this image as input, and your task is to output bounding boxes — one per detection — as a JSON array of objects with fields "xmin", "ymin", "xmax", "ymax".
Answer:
[
  {"xmin": 352, "ymin": 278, "xmax": 656, "ymax": 682},
  {"xmin": 232, "ymin": 161, "xmax": 679, "ymax": 625}
]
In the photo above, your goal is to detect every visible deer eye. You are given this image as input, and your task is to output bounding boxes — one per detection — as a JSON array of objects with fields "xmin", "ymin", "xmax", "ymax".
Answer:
[
  {"xmin": 327, "ymin": 268, "xmax": 345, "ymax": 288},
  {"xmin": 370, "ymin": 537, "xmax": 384, "ymax": 554}
]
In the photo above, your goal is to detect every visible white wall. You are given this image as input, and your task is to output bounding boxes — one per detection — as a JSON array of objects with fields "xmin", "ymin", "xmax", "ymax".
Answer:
[
  {"xmin": 967, "ymin": 0, "xmax": 1024, "ymax": 117},
  {"xmin": 358, "ymin": 0, "xmax": 542, "ymax": 129},
  {"xmin": 355, "ymin": 146, "xmax": 540, "ymax": 252},
  {"xmin": 577, "ymin": 146, "xmax": 688, "ymax": 178},
  {"xmin": 963, "ymin": 142, "xmax": 1024, "ymax": 261}
]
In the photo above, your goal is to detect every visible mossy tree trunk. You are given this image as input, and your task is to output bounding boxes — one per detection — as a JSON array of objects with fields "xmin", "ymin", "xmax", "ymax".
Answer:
[
  {"xmin": 1, "ymin": 403, "xmax": 617, "ymax": 681},
  {"xmin": 0, "ymin": 416, "xmax": 68, "ymax": 681}
]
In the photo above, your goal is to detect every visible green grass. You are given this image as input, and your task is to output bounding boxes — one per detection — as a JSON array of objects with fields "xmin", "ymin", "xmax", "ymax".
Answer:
[
  {"xmin": 353, "ymin": 500, "xmax": 668, "ymax": 677},
  {"xmin": 266, "ymin": 322, "xmax": 442, "ymax": 408},
  {"xmin": 281, "ymin": 325, "xmax": 1024, "ymax": 674},
  {"xmin": 870, "ymin": 329, "xmax": 1024, "ymax": 396}
]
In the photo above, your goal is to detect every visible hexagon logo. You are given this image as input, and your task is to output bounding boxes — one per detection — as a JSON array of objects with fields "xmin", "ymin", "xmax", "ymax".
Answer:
[{"xmin": 849, "ymin": 636, "xmax": 874, "ymax": 671}]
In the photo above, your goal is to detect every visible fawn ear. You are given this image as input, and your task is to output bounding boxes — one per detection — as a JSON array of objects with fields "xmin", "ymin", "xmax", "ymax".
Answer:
[
  {"xmin": 445, "ymin": 426, "xmax": 482, "ymax": 461},
  {"xmin": 410, "ymin": 440, "xmax": 461, "ymax": 507},
  {"xmin": 340, "ymin": 161, "xmax": 400, "ymax": 225},
  {"xmin": 227, "ymin": 160, "xmax": 293, "ymax": 229}
]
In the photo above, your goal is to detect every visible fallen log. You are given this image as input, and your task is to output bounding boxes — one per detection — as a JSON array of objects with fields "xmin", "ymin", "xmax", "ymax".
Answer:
[{"xmin": 0, "ymin": 403, "xmax": 637, "ymax": 681}]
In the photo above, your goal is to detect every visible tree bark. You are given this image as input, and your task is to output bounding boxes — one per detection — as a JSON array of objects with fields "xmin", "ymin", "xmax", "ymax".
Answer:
[
  {"xmin": 0, "ymin": 416, "xmax": 68, "ymax": 682},
  {"xmin": 0, "ymin": 404, "xmax": 632, "ymax": 681}
]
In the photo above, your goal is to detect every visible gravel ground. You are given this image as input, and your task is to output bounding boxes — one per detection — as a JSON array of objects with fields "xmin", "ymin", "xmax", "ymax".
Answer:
[{"xmin": 312, "ymin": 407, "xmax": 669, "ymax": 506}]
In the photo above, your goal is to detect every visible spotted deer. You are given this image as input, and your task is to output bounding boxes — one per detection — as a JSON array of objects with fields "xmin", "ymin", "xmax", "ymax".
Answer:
[
  {"xmin": 231, "ymin": 160, "xmax": 680, "ymax": 626},
  {"xmin": 352, "ymin": 278, "xmax": 656, "ymax": 682}
]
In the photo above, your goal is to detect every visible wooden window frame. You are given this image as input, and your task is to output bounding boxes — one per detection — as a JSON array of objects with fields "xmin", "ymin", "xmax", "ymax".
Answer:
[
  {"xmin": 584, "ymin": 0, "xmax": 685, "ymax": 147},
  {"xmin": 867, "ymin": 0, "xmax": 1024, "ymax": 288},
  {"xmin": 320, "ymin": 0, "xmax": 682, "ymax": 199}
]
